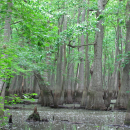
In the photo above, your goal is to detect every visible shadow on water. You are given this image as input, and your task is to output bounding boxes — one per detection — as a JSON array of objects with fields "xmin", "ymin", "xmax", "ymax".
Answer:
[{"xmin": 2, "ymin": 104, "xmax": 130, "ymax": 130}]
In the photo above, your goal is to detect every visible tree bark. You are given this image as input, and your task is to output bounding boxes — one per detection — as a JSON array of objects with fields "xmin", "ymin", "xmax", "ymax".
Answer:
[
  {"xmin": 66, "ymin": 48, "xmax": 74, "ymax": 103},
  {"xmin": 115, "ymin": 0, "xmax": 130, "ymax": 110},
  {"xmin": 53, "ymin": 14, "xmax": 64, "ymax": 107},
  {"xmin": 35, "ymin": 72, "xmax": 52, "ymax": 106},
  {"xmin": 0, "ymin": 0, "xmax": 12, "ymax": 119},
  {"xmin": 81, "ymin": 0, "xmax": 89, "ymax": 107},
  {"xmin": 86, "ymin": 0, "xmax": 107, "ymax": 110},
  {"xmin": 77, "ymin": 0, "xmax": 86, "ymax": 103},
  {"xmin": 60, "ymin": 15, "xmax": 68, "ymax": 104}
]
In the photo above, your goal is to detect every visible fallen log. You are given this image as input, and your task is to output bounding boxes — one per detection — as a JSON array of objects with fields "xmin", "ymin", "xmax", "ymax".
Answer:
[
  {"xmin": 50, "ymin": 105, "xmax": 82, "ymax": 109},
  {"xmin": 108, "ymin": 124, "xmax": 128, "ymax": 128},
  {"xmin": 4, "ymin": 105, "xmax": 33, "ymax": 110},
  {"xmin": 22, "ymin": 101, "xmax": 37, "ymax": 105}
]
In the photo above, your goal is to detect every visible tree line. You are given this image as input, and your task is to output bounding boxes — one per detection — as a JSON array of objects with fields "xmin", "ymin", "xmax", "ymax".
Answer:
[{"xmin": 0, "ymin": 0, "xmax": 130, "ymax": 112}]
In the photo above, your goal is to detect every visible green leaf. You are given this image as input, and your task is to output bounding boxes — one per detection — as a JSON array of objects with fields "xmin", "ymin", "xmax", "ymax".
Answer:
[{"xmin": 44, "ymin": 43, "xmax": 50, "ymax": 47}]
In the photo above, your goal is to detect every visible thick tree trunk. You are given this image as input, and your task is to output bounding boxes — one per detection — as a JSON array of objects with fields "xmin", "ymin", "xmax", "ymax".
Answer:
[
  {"xmin": 81, "ymin": 0, "xmax": 89, "ymax": 107},
  {"xmin": 66, "ymin": 57, "xmax": 73, "ymax": 103},
  {"xmin": 109, "ymin": 19, "xmax": 121, "ymax": 101},
  {"xmin": 119, "ymin": 1, "xmax": 130, "ymax": 124},
  {"xmin": 0, "ymin": 0, "xmax": 12, "ymax": 118},
  {"xmin": 124, "ymin": 100, "xmax": 130, "ymax": 125},
  {"xmin": 54, "ymin": 45, "xmax": 63, "ymax": 106},
  {"xmin": 77, "ymin": 0, "xmax": 86, "ymax": 103},
  {"xmin": 86, "ymin": 0, "xmax": 107, "ymax": 110},
  {"xmin": 33, "ymin": 74, "xmax": 40, "ymax": 98},
  {"xmin": 53, "ymin": 13, "xmax": 65, "ymax": 107},
  {"xmin": 73, "ymin": 63, "xmax": 79, "ymax": 103},
  {"xmin": 103, "ymin": 55, "xmax": 106, "ymax": 89},
  {"xmin": 9, "ymin": 75, "xmax": 17, "ymax": 94},
  {"xmin": 115, "ymin": 0, "xmax": 130, "ymax": 110},
  {"xmin": 0, "ymin": 80, "xmax": 7, "ymax": 116},
  {"xmin": 35, "ymin": 73, "xmax": 52, "ymax": 106},
  {"xmin": 60, "ymin": 15, "xmax": 68, "ymax": 104}
]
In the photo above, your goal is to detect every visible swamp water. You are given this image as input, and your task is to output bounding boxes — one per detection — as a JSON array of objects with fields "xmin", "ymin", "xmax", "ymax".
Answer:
[{"xmin": 3, "ymin": 104, "xmax": 130, "ymax": 130}]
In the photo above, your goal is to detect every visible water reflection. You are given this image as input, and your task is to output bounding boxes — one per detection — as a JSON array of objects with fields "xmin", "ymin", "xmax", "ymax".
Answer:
[{"xmin": 3, "ymin": 104, "xmax": 129, "ymax": 130}]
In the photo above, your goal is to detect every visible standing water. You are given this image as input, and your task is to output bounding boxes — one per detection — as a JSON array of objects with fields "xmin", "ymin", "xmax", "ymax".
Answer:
[{"xmin": 3, "ymin": 104, "xmax": 129, "ymax": 130}]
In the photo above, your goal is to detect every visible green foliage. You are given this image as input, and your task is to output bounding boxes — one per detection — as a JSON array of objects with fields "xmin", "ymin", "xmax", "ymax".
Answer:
[
  {"xmin": 0, "ymin": 92, "xmax": 37, "ymax": 127},
  {"xmin": 0, "ymin": 0, "xmax": 129, "ymax": 115},
  {"xmin": 1, "ymin": 0, "xmax": 129, "ymax": 128},
  {"xmin": 0, "ymin": 46, "xmax": 15, "ymax": 79},
  {"xmin": 5, "ymin": 94, "xmax": 22, "ymax": 105},
  {"xmin": 126, "ymin": 91, "xmax": 130, "ymax": 93},
  {"xmin": 72, "ymin": 124, "xmax": 77, "ymax": 130},
  {"xmin": 117, "ymin": 51, "xmax": 130, "ymax": 67},
  {"xmin": 23, "ymin": 93, "xmax": 37, "ymax": 101},
  {"xmin": 0, "ymin": 0, "xmax": 122, "ymax": 80},
  {"xmin": 5, "ymin": 93, "xmax": 38, "ymax": 105},
  {"xmin": 3, "ymin": 1, "xmax": 56, "ymax": 57},
  {"xmin": 94, "ymin": 126, "xmax": 100, "ymax": 128},
  {"xmin": 0, "ymin": 96, "xmax": 9, "ymax": 127},
  {"xmin": 97, "ymin": 14, "xmax": 104, "ymax": 21},
  {"xmin": 0, "ymin": 0, "xmax": 61, "ymax": 79}
]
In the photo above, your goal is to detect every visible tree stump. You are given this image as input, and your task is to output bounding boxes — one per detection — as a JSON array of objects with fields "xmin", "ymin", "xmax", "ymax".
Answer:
[
  {"xmin": 26, "ymin": 106, "xmax": 40, "ymax": 121},
  {"xmin": 8, "ymin": 115, "xmax": 12, "ymax": 123}
]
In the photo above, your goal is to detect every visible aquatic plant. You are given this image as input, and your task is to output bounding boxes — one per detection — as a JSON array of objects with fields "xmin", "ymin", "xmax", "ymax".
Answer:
[{"xmin": 72, "ymin": 124, "xmax": 77, "ymax": 130}]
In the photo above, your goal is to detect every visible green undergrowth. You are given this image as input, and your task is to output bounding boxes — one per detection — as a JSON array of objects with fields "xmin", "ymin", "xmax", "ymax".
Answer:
[
  {"xmin": 5, "ymin": 93, "xmax": 37, "ymax": 105},
  {"xmin": 0, "ymin": 93, "xmax": 37, "ymax": 127}
]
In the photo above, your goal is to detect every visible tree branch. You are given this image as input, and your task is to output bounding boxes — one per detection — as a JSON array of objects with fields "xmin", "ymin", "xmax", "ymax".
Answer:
[
  {"xmin": 88, "ymin": 9, "xmax": 95, "ymax": 11},
  {"xmin": 0, "ymin": 20, "xmax": 22, "ymax": 31},
  {"xmin": 103, "ymin": 0, "xmax": 109, "ymax": 7},
  {"xmin": 67, "ymin": 41, "xmax": 96, "ymax": 48}
]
